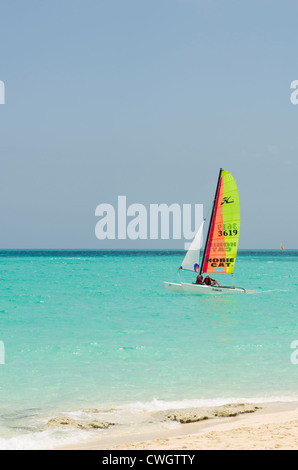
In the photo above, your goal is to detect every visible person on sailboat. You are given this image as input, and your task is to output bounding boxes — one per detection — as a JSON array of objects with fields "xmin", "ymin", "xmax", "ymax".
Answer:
[
  {"xmin": 204, "ymin": 275, "xmax": 222, "ymax": 287},
  {"xmin": 195, "ymin": 274, "xmax": 204, "ymax": 285}
]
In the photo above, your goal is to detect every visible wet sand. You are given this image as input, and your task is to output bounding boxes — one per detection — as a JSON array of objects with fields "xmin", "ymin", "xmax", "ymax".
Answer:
[{"xmin": 55, "ymin": 401, "xmax": 298, "ymax": 450}]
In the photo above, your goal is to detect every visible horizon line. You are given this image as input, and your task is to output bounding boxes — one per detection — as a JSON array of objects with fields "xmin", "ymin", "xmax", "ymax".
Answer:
[{"xmin": 0, "ymin": 248, "xmax": 295, "ymax": 252}]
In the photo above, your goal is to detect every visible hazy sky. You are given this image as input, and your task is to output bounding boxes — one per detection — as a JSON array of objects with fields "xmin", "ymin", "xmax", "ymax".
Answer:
[{"xmin": 0, "ymin": 0, "xmax": 297, "ymax": 249}]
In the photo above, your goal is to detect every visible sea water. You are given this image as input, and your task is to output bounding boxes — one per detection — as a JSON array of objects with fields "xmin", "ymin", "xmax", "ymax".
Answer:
[{"xmin": 0, "ymin": 250, "xmax": 298, "ymax": 448}]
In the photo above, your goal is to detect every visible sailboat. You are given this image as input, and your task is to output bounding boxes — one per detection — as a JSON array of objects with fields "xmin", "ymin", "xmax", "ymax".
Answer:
[{"xmin": 164, "ymin": 168, "xmax": 246, "ymax": 294}]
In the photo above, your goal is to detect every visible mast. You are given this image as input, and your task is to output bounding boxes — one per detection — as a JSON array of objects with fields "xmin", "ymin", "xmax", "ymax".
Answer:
[{"xmin": 199, "ymin": 168, "xmax": 223, "ymax": 275}]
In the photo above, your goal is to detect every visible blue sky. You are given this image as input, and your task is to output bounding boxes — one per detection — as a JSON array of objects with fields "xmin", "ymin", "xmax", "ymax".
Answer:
[{"xmin": 0, "ymin": 0, "xmax": 297, "ymax": 249}]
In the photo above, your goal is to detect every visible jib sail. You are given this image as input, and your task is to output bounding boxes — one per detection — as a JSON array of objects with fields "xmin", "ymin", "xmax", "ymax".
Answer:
[{"xmin": 180, "ymin": 220, "xmax": 205, "ymax": 272}]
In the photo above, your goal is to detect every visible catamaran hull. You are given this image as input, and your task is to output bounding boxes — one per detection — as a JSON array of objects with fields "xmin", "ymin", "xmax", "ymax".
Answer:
[
  {"xmin": 164, "ymin": 282, "xmax": 246, "ymax": 294},
  {"xmin": 163, "ymin": 282, "xmax": 185, "ymax": 293}
]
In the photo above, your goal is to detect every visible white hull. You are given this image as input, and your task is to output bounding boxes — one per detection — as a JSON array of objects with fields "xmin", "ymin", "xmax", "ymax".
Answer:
[
  {"xmin": 164, "ymin": 281, "xmax": 246, "ymax": 294},
  {"xmin": 163, "ymin": 282, "xmax": 185, "ymax": 293}
]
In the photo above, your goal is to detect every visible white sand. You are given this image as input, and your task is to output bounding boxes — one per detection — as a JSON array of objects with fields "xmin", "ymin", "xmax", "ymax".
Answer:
[{"xmin": 56, "ymin": 401, "xmax": 298, "ymax": 450}]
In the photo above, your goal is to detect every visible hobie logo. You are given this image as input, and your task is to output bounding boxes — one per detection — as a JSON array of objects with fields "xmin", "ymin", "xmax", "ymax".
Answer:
[
  {"xmin": 95, "ymin": 196, "xmax": 203, "ymax": 249},
  {"xmin": 221, "ymin": 196, "xmax": 234, "ymax": 205},
  {"xmin": 0, "ymin": 81, "xmax": 5, "ymax": 104}
]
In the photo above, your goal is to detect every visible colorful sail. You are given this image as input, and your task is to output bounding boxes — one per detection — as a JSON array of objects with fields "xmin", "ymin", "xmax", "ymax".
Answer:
[
  {"xmin": 280, "ymin": 243, "xmax": 284, "ymax": 251},
  {"xmin": 180, "ymin": 220, "xmax": 205, "ymax": 272},
  {"xmin": 201, "ymin": 169, "xmax": 240, "ymax": 274}
]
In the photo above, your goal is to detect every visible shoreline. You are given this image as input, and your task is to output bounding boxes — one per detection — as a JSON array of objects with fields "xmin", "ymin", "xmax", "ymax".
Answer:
[{"xmin": 55, "ymin": 400, "xmax": 298, "ymax": 450}]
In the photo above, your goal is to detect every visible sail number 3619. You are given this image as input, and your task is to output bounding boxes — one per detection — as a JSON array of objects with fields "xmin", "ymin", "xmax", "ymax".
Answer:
[{"xmin": 218, "ymin": 229, "xmax": 238, "ymax": 237}]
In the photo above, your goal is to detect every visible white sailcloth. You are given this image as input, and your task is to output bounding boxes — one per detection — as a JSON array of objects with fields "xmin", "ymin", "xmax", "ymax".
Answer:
[{"xmin": 180, "ymin": 220, "xmax": 205, "ymax": 272}]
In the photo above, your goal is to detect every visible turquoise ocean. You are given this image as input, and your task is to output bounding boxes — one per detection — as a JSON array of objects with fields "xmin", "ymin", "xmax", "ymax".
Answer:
[{"xmin": 0, "ymin": 250, "xmax": 298, "ymax": 449}]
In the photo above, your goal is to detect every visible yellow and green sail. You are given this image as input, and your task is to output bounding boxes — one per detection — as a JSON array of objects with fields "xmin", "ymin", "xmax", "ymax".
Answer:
[{"xmin": 201, "ymin": 169, "xmax": 240, "ymax": 274}]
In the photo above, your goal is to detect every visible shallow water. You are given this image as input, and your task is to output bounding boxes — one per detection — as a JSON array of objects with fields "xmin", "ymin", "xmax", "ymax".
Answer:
[{"xmin": 0, "ymin": 250, "xmax": 298, "ymax": 448}]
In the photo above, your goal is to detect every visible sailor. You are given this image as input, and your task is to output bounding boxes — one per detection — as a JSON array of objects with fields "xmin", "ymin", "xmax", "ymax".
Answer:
[
  {"xmin": 204, "ymin": 275, "xmax": 222, "ymax": 287},
  {"xmin": 195, "ymin": 274, "xmax": 204, "ymax": 285}
]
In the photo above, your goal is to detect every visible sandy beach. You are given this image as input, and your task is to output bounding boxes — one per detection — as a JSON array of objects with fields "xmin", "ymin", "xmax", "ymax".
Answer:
[{"xmin": 55, "ymin": 401, "xmax": 298, "ymax": 450}]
